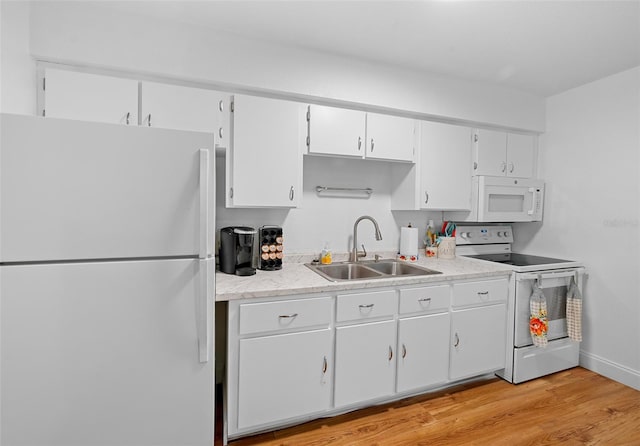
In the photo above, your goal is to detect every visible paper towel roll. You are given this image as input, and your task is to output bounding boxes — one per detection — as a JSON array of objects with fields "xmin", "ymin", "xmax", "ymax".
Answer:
[{"xmin": 400, "ymin": 226, "xmax": 418, "ymax": 257}]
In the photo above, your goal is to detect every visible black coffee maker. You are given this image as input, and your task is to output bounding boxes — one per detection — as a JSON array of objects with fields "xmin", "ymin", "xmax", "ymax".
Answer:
[{"xmin": 219, "ymin": 226, "xmax": 257, "ymax": 276}]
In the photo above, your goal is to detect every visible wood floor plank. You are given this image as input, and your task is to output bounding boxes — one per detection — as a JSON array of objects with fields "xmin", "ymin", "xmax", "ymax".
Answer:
[{"xmin": 224, "ymin": 368, "xmax": 640, "ymax": 445}]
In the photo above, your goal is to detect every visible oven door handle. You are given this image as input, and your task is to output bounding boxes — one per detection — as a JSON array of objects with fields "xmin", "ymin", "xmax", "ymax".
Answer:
[{"xmin": 516, "ymin": 269, "xmax": 584, "ymax": 282}]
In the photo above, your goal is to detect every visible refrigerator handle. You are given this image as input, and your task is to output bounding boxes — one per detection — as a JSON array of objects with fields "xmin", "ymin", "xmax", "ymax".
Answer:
[
  {"xmin": 197, "ymin": 259, "xmax": 211, "ymax": 363},
  {"xmin": 199, "ymin": 149, "xmax": 211, "ymax": 259}
]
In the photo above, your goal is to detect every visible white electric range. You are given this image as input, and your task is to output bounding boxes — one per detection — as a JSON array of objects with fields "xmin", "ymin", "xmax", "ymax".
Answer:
[{"xmin": 456, "ymin": 225, "xmax": 585, "ymax": 383}]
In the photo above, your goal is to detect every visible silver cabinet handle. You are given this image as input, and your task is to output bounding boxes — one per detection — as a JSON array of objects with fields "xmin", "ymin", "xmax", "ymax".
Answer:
[
  {"xmin": 146, "ymin": 113, "xmax": 152, "ymax": 127},
  {"xmin": 289, "ymin": 186, "xmax": 294, "ymax": 201},
  {"xmin": 454, "ymin": 333, "xmax": 460, "ymax": 347},
  {"xmin": 500, "ymin": 161, "xmax": 506, "ymax": 173},
  {"xmin": 278, "ymin": 313, "xmax": 298, "ymax": 319},
  {"xmin": 370, "ymin": 138, "xmax": 375, "ymax": 152},
  {"xmin": 218, "ymin": 127, "xmax": 224, "ymax": 139},
  {"xmin": 358, "ymin": 303, "xmax": 374, "ymax": 309},
  {"xmin": 322, "ymin": 356, "xmax": 328, "ymax": 374},
  {"xmin": 474, "ymin": 134, "xmax": 479, "ymax": 143},
  {"xmin": 218, "ymin": 100, "xmax": 224, "ymax": 112},
  {"xmin": 125, "ymin": 112, "xmax": 131, "ymax": 125},
  {"xmin": 388, "ymin": 346, "xmax": 393, "ymax": 361},
  {"xmin": 473, "ymin": 161, "xmax": 478, "ymax": 170},
  {"xmin": 402, "ymin": 344, "xmax": 407, "ymax": 359},
  {"xmin": 478, "ymin": 291, "xmax": 489, "ymax": 297},
  {"xmin": 418, "ymin": 297, "xmax": 432, "ymax": 304},
  {"xmin": 425, "ymin": 191, "xmax": 429, "ymax": 204},
  {"xmin": 357, "ymin": 136, "xmax": 362, "ymax": 151},
  {"xmin": 509, "ymin": 162, "xmax": 514, "ymax": 173},
  {"xmin": 229, "ymin": 187, "xmax": 233, "ymax": 199}
]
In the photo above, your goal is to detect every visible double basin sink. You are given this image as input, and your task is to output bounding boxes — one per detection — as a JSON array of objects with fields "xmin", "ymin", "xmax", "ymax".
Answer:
[{"xmin": 306, "ymin": 259, "xmax": 441, "ymax": 282}]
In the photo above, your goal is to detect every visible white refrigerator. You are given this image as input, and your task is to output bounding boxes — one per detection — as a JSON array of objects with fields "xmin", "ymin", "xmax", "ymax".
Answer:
[{"xmin": 0, "ymin": 114, "xmax": 216, "ymax": 446}]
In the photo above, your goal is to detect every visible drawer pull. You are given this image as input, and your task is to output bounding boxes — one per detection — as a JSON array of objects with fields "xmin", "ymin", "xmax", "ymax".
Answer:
[
  {"xmin": 359, "ymin": 304, "xmax": 374, "ymax": 309},
  {"xmin": 418, "ymin": 297, "xmax": 432, "ymax": 304},
  {"xmin": 402, "ymin": 344, "xmax": 407, "ymax": 359},
  {"xmin": 322, "ymin": 356, "xmax": 328, "ymax": 374},
  {"xmin": 278, "ymin": 313, "xmax": 298, "ymax": 319},
  {"xmin": 388, "ymin": 345, "xmax": 393, "ymax": 361},
  {"xmin": 477, "ymin": 291, "xmax": 489, "ymax": 296},
  {"xmin": 454, "ymin": 333, "xmax": 460, "ymax": 347}
]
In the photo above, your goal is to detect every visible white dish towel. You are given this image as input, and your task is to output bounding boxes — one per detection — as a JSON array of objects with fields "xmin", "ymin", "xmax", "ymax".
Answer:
[{"xmin": 566, "ymin": 277, "xmax": 583, "ymax": 342}]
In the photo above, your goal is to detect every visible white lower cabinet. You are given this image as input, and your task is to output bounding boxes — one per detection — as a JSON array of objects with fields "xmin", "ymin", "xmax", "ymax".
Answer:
[
  {"xmin": 449, "ymin": 278, "xmax": 508, "ymax": 381},
  {"xmin": 226, "ymin": 276, "xmax": 509, "ymax": 441},
  {"xmin": 237, "ymin": 328, "xmax": 332, "ymax": 429},
  {"xmin": 397, "ymin": 312, "xmax": 450, "ymax": 393},
  {"xmin": 334, "ymin": 320, "xmax": 397, "ymax": 407},
  {"xmin": 450, "ymin": 304, "xmax": 507, "ymax": 380}
]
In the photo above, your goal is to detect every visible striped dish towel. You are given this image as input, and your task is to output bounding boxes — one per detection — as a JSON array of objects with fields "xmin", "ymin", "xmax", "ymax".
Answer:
[
  {"xmin": 566, "ymin": 277, "xmax": 583, "ymax": 342},
  {"xmin": 530, "ymin": 283, "xmax": 548, "ymax": 348}
]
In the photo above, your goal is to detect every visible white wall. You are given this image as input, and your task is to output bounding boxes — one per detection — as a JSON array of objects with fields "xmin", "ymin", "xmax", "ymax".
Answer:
[
  {"xmin": 0, "ymin": 1, "xmax": 36, "ymax": 114},
  {"xmin": 514, "ymin": 66, "xmax": 640, "ymax": 389}
]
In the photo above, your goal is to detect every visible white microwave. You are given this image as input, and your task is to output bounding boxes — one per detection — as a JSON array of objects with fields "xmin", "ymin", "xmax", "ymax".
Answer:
[{"xmin": 445, "ymin": 176, "xmax": 544, "ymax": 222}]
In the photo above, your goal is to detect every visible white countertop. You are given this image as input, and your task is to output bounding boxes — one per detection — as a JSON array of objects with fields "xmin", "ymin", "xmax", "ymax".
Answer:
[{"xmin": 215, "ymin": 256, "xmax": 513, "ymax": 301}]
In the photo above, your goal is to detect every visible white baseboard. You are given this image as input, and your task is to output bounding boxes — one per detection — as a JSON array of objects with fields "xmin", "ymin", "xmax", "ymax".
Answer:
[{"xmin": 580, "ymin": 350, "xmax": 640, "ymax": 391}]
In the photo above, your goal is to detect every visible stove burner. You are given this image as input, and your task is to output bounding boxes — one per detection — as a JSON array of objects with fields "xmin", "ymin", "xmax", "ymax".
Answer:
[{"xmin": 465, "ymin": 252, "xmax": 574, "ymax": 267}]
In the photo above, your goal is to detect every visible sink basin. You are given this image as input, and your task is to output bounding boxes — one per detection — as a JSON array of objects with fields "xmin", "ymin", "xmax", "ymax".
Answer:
[
  {"xmin": 309, "ymin": 263, "xmax": 383, "ymax": 281},
  {"xmin": 306, "ymin": 260, "xmax": 441, "ymax": 282},
  {"xmin": 362, "ymin": 260, "xmax": 441, "ymax": 276}
]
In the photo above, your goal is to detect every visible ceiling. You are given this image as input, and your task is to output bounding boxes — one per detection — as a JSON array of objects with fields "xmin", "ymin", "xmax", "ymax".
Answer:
[{"xmin": 98, "ymin": 0, "xmax": 640, "ymax": 97}]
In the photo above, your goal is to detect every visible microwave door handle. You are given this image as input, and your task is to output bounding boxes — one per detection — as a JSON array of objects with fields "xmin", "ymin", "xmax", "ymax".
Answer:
[{"xmin": 527, "ymin": 187, "xmax": 536, "ymax": 216}]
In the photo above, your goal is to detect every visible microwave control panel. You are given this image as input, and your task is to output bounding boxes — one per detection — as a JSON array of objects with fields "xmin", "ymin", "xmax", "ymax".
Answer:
[{"xmin": 455, "ymin": 225, "xmax": 514, "ymax": 245}]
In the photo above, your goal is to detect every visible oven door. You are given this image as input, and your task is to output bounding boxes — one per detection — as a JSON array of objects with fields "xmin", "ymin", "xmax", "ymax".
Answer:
[
  {"xmin": 514, "ymin": 269, "xmax": 584, "ymax": 348},
  {"xmin": 477, "ymin": 176, "xmax": 544, "ymax": 222}
]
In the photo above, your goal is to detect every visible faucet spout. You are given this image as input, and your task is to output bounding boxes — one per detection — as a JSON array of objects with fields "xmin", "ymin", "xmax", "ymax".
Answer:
[{"xmin": 351, "ymin": 215, "xmax": 383, "ymax": 262}]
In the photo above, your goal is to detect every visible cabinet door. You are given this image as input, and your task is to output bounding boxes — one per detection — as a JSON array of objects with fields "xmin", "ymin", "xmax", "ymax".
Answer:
[
  {"xmin": 473, "ymin": 129, "xmax": 507, "ymax": 176},
  {"xmin": 397, "ymin": 313, "xmax": 450, "ymax": 393},
  {"xmin": 140, "ymin": 81, "xmax": 227, "ymax": 139},
  {"xmin": 307, "ymin": 104, "xmax": 365, "ymax": 157},
  {"xmin": 506, "ymin": 133, "xmax": 535, "ymax": 178},
  {"xmin": 335, "ymin": 320, "xmax": 396, "ymax": 407},
  {"xmin": 450, "ymin": 303, "xmax": 507, "ymax": 381},
  {"xmin": 237, "ymin": 328, "xmax": 332, "ymax": 429},
  {"xmin": 421, "ymin": 121, "xmax": 472, "ymax": 210},
  {"xmin": 229, "ymin": 95, "xmax": 302, "ymax": 207},
  {"xmin": 43, "ymin": 68, "xmax": 138, "ymax": 125},
  {"xmin": 365, "ymin": 113, "xmax": 416, "ymax": 162}
]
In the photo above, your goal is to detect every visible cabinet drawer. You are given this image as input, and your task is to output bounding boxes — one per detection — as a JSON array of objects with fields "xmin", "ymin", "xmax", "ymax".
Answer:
[
  {"xmin": 239, "ymin": 296, "xmax": 332, "ymax": 335},
  {"xmin": 452, "ymin": 278, "xmax": 508, "ymax": 308},
  {"xmin": 399, "ymin": 285, "xmax": 450, "ymax": 314},
  {"xmin": 336, "ymin": 290, "xmax": 397, "ymax": 322}
]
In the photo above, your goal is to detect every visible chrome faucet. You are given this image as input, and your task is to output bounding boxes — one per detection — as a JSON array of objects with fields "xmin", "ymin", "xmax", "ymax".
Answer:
[{"xmin": 351, "ymin": 215, "xmax": 383, "ymax": 262}]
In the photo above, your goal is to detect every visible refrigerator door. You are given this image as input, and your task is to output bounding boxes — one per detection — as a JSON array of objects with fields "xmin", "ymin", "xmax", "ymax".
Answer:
[
  {"xmin": 0, "ymin": 114, "xmax": 215, "ymax": 262},
  {"xmin": 1, "ymin": 258, "xmax": 214, "ymax": 446}
]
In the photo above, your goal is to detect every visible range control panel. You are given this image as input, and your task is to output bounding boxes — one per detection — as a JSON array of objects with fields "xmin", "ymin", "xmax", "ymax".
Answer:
[{"xmin": 455, "ymin": 225, "xmax": 514, "ymax": 245}]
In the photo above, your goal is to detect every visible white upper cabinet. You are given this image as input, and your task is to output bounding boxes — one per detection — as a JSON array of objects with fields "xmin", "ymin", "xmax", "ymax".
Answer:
[
  {"xmin": 420, "ymin": 121, "xmax": 472, "ymax": 210},
  {"xmin": 42, "ymin": 68, "xmax": 139, "ymax": 125},
  {"xmin": 390, "ymin": 121, "xmax": 472, "ymax": 211},
  {"xmin": 365, "ymin": 112, "xmax": 416, "ymax": 162},
  {"xmin": 306, "ymin": 105, "xmax": 416, "ymax": 162},
  {"xmin": 307, "ymin": 104, "xmax": 365, "ymax": 157},
  {"xmin": 473, "ymin": 129, "xmax": 536, "ymax": 178},
  {"xmin": 227, "ymin": 94, "xmax": 303, "ymax": 208},
  {"xmin": 140, "ymin": 81, "xmax": 230, "ymax": 147}
]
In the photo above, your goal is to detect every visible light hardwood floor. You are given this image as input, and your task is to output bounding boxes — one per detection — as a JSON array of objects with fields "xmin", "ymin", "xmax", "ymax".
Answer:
[{"xmin": 222, "ymin": 367, "xmax": 640, "ymax": 445}]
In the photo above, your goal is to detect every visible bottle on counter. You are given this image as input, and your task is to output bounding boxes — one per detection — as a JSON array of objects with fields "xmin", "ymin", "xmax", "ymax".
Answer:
[
  {"xmin": 426, "ymin": 220, "xmax": 436, "ymax": 247},
  {"xmin": 320, "ymin": 242, "xmax": 332, "ymax": 265}
]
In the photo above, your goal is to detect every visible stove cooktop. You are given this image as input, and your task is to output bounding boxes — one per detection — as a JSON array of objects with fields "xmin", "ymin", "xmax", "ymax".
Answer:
[{"xmin": 464, "ymin": 252, "xmax": 575, "ymax": 267}]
